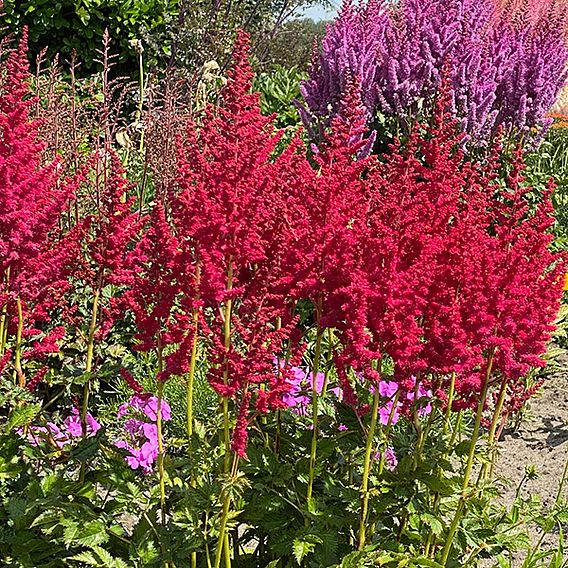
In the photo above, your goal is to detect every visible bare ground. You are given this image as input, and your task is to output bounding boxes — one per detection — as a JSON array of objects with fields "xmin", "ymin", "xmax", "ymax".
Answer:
[{"xmin": 488, "ymin": 352, "xmax": 568, "ymax": 563}]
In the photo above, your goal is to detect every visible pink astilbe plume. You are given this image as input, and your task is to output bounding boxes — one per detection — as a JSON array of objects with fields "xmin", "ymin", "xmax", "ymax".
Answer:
[
  {"xmin": 175, "ymin": 31, "xmax": 306, "ymax": 457},
  {"xmin": 123, "ymin": 203, "xmax": 197, "ymax": 382},
  {"xmin": 293, "ymin": 77, "xmax": 379, "ymax": 387},
  {"xmin": 69, "ymin": 152, "xmax": 142, "ymax": 341},
  {"xmin": 357, "ymin": 91, "xmax": 472, "ymax": 401},
  {"xmin": 0, "ymin": 30, "xmax": 78, "ymax": 387}
]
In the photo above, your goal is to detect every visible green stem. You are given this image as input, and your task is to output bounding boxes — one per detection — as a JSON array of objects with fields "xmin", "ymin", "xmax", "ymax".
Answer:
[
  {"xmin": 189, "ymin": 306, "xmax": 199, "ymax": 568},
  {"xmin": 479, "ymin": 379, "xmax": 508, "ymax": 482},
  {"xmin": 222, "ymin": 260, "xmax": 233, "ymax": 471},
  {"xmin": 306, "ymin": 298, "xmax": 324, "ymax": 507},
  {"xmin": 223, "ymin": 532, "xmax": 232, "ymax": 568},
  {"xmin": 377, "ymin": 390, "xmax": 400, "ymax": 476},
  {"xmin": 425, "ymin": 374, "xmax": 460, "ymax": 557},
  {"xmin": 444, "ymin": 372, "xmax": 456, "ymax": 431},
  {"xmin": 411, "ymin": 375, "xmax": 423, "ymax": 470},
  {"xmin": 358, "ymin": 386, "xmax": 381, "ymax": 550},
  {"xmin": 555, "ymin": 451, "xmax": 568, "ymax": 507},
  {"xmin": 187, "ymin": 306, "xmax": 200, "ymax": 439},
  {"xmin": 440, "ymin": 350, "xmax": 495, "ymax": 566},
  {"xmin": 157, "ymin": 379, "xmax": 167, "ymax": 527},
  {"xmin": 79, "ymin": 283, "xmax": 101, "ymax": 482},
  {"xmin": 215, "ymin": 260, "xmax": 234, "ymax": 567},
  {"xmin": 80, "ymin": 286, "xmax": 100, "ymax": 426},
  {"xmin": 214, "ymin": 497, "xmax": 231, "ymax": 568},
  {"xmin": 0, "ymin": 267, "xmax": 10, "ymax": 357},
  {"xmin": 13, "ymin": 298, "xmax": 24, "ymax": 387},
  {"xmin": 449, "ymin": 410, "xmax": 463, "ymax": 448},
  {"xmin": 214, "ymin": 456, "xmax": 238, "ymax": 568},
  {"xmin": 321, "ymin": 328, "xmax": 334, "ymax": 397}
]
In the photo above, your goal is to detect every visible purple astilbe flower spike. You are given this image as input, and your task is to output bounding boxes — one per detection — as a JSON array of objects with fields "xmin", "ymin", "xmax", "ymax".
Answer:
[
  {"xmin": 299, "ymin": 0, "xmax": 388, "ymax": 126},
  {"xmin": 301, "ymin": 0, "xmax": 568, "ymax": 146}
]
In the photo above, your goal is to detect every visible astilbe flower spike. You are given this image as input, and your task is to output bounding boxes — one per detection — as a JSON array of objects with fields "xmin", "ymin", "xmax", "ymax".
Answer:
[
  {"xmin": 300, "ymin": 0, "xmax": 568, "ymax": 146},
  {"xmin": 69, "ymin": 152, "xmax": 143, "ymax": 342},
  {"xmin": 0, "ymin": 29, "xmax": 79, "ymax": 388},
  {"xmin": 175, "ymin": 31, "xmax": 306, "ymax": 457},
  {"xmin": 122, "ymin": 203, "xmax": 195, "ymax": 382},
  {"xmin": 354, "ymin": 87, "xmax": 566, "ymax": 412},
  {"xmin": 292, "ymin": 76, "xmax": 379, "ymax": 387}
]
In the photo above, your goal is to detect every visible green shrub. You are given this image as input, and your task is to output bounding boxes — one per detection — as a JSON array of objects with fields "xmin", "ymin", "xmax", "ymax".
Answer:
[{"xmin": 2, "ymin": 0, "xmax": 178, "ymax": 70}]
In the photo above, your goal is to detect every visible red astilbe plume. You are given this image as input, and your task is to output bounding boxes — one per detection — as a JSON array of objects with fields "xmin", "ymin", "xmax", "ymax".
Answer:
[
  {"xmin": 359, "ymin": 85, "xmax": 565, "ymax": 414},
  {"xmin": 418, "ymin": 132, "xmax": 566, "ymax": 411},
  {"xmin": 69, "ymin": 152, "xmax": 143, "ymax": 341},
  {"xmin": 290, "ymin": 76, "xmax": 379, "ymax": 386},
  {"xmin": 453, "ymin": 149, "xmax": 566, "ymax": 411},
  {"xmin": 361, "ymin": 93, "xmax": 470, "ymax": 393},
  {"xmin": 122, "ymin": 203, "xmax": 197, "ymax": 382},
  {"xmin": 0, "ymin": 30, "xmax": 78, "ymax": 387},
  {"xmin": 175, "ymin": 31, "xmax": 305, "ymax": 457}
]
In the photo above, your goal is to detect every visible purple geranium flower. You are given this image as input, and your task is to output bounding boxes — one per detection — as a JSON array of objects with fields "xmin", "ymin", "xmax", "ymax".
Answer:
[
  {"xmin": 20, "ymin": 408, "xmax": 101, "ymax": 449},
  {"xmin": 114, "ymin": 394, "xmax": 170, "ymax": 474}
]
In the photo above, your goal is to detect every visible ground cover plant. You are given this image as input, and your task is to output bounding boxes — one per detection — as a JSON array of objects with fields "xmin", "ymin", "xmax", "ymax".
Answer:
[{"xmin": 1, "ymin": 1, "xmax": 568, "ymax": 567}]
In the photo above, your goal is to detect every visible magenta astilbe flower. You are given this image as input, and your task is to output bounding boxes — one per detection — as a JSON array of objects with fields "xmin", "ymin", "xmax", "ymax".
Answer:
[
  {"xmin": 293, "ymin": 78, "xmax": 380, "ymax": 386},
  {"xmin": 0, "ymin": 30, "xmax": 79, "ymax": 388},
  {"xmin": 121, "ymin": 203, "xmax": 197, "ymax": 383},
  {"xmin": 174, "ymin": 31, "xmax": 311, "ymax": 456}
]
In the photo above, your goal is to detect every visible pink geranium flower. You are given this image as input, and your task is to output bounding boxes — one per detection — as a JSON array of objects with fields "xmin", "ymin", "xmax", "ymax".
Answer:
[{"xmin": 114, "ymin": 394, "xmax": 170, "ymax": 474}]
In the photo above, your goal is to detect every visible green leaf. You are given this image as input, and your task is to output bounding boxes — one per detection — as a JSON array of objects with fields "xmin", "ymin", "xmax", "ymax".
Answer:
[
  {"xmin": 411, "ymin": 557, "xmax": 445, "ymax": 568},
  {"xmin": 63, "ymin": 519, "xmax": 81, "ymax": 547},
  {"xmin": 75, "ymin": 519, "xmax": 109, "ymax": 548},
  {"xmin": 293, "ymin": 538, "xmax": 316, "ymax": 565},
  {"xmin": 420, "ymin": 514, "xmax": 444, "ymax": 537},
  {"xmin": 7, "ymin": 403, "xmax": 41, "ymax": 430},
  {"xmin": 70, "ymin": 551, "xmax": 99, "ymax": 566}
]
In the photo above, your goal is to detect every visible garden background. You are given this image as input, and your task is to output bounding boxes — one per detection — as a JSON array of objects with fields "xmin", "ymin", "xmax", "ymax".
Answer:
[{"xmin": 1, "ymin": 0, "xmax": 568, "ymax": 567}]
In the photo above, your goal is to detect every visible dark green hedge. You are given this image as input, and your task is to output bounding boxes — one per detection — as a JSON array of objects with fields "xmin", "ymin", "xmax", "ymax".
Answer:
[{"xmin": 2, "ymin": 0, "xmax": 178, "ymax": 70}]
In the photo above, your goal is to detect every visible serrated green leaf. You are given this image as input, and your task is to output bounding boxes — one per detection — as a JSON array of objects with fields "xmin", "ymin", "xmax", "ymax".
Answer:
[
  {"xmin": 70, "ymin": 551, "xmax": 99, "ymax": 565},
  {"xmin": 293, "ymin": 538, "xmax": 315, "ymax": 565},
  {"xmin": 75, "ymin": 519, "xmax": 108, "ymax": 548},
  {"xmin": 7, "ymin": 403, "xmax": 41, "ymax": 430}
]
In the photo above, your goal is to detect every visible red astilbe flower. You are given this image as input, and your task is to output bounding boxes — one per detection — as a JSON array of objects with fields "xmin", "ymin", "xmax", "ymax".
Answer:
[
  {"xmin": 175, "ymin": 31, "xmax": 306, "ymax": 457},
  {"xmin": 120, "ymin": 368, "xmax": 145, "ymax": 395},
  {"xmin": 360, "ymin": 94, "xmax": 471, "ymax": 392},
  {"xmin": 0, "ymin": 30, "xmax": 78, "ymax": 387},
  {"xmin": 122, "ymin": 203, "xmax": 198, "ymax": 382},
  {"xmin": 290, "ymin": 76, "xmax": 380, "ymax": 385},
  {"xmin": 68, "ymin": 152, "xmax": 143, "ymax": 341},
  {"xmin": 357, "ymin": 86, "xmax": 565, "ymax": 413},
  {"xmin": 454, "ymin": 150, "xmax": 565, "ymax": 410}
]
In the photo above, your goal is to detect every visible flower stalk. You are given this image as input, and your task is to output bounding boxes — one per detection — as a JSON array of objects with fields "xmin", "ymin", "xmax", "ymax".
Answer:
[
  {"xmin": 440, "ymin": 349, "xmax": 495, "ymax": 566},
  {"xmin": 306, "ymin": 297, "xmax": 324, "ymax": 506},
  {"xmin": 358, "ymin": 384, "xmax": 381, "ymax": 549},
  {"xmin": 13, "ymin": 298, "xmax": 24, "ymax": 387}
]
